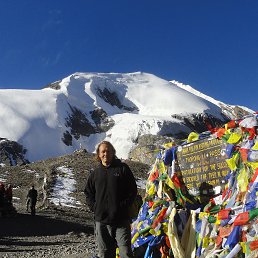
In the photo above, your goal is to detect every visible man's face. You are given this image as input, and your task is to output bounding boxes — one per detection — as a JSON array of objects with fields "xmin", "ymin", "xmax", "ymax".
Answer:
[{"xmin": 98, "ymin": 143, "xmax": 114, "ymax": 167}]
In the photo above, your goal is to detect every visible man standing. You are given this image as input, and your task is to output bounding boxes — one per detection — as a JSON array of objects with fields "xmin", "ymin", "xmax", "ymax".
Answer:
[
  {"xmin": 26, "ymin": 185, "xmax": 38, "ymax": 216},
  {"xmin": 84, "ymin": 141, "xmax": 137, "ymax": 258}
]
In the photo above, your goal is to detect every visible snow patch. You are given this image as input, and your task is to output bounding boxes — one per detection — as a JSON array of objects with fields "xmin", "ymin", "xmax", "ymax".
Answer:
[{"xmin": 49, "ymin": 166, "xmax": 81, "ymax": 208}]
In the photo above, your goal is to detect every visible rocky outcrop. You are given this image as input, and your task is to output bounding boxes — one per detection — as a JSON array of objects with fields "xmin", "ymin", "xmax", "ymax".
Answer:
[
  {"xmin": 129, "ymin": 112, "xmax": 230, "ymax": 164},
  {"xmin": 220, "ymin": 104, "xmax": 253, "ymax": 119},
  {"xmin": 63, "ymin": 105, "xmax": 115, "ymax": 146},
  {"xmin": 129, "ymin": 134, "xmax": 177, "ymax": 164},
  {"xmin": 90, "ymin": 107, "xmax": 115, "ymax": 132},
  {"xmin": 0, "ymin": 138, "xmax": 29, "ymax": 166},
  {"xmin": 181, "ymin": 112, "xmax": 229, "ymax": 133},
  {"xmin": 65, "ymin": 105, "xmax": 96, "ymax": 140},
  {"xmin": 96, "ymin": 88, "xmax": 138, "ymax": 112},
  {"xmin": 44, "ymin": 80, "xmax": 61, "ymax": 90}
]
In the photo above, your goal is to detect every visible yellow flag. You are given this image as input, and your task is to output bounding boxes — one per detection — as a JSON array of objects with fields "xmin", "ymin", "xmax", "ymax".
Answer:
[
  {"xmin": 187, "ymin": 132, "xmax": 199, "ymax": 143},
  {"xmin": 226, "ymin": 153, "xmax": 239, "ymax": 171},
  {"xmin": 247, "ymin": 161, "xmax": 258, "ymax": 170},
  {"xmin": 163, "ymin": 142, "xmax": 174, "ymax": 149},
  {"xmin": 158, "ymin": 161, "xmax": 166, "ymax": 174},
  {"xmin": 252, "ymin": 141, "xmax": 258, "ymax": 151},
  {"xmin": 168, "ymin": 208, "xmax": 185, "ymax": 258},
  {"xmin": 147, "ymin": 183, "xmax": 156, "ymax": 195},
  {"xmin": 237, "ymin": 167, "xmax": 249, "ymax": 192},
  {"xmin": 165, "ymin": 176, "xmax": 174, "ymax": 189},
  {"xmin": 227, "ymin": 133, "xmax": 242, "ymax": 144}
]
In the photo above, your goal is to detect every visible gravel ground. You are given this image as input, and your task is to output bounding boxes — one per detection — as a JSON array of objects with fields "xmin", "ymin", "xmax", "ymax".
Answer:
[{"xmin": 0, "ymin": 206, "xmax": 97, "ymax": 258}]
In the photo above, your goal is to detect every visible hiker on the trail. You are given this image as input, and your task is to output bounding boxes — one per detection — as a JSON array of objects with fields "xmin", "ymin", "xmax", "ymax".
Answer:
[
  {"xmin": 5, "ymin": 184, "xmax": 13, "ymax": 204},
  {"xmin": 84, "ymin": 141, "xmax": 137, "ymax": 258},
  {"xmin": 26, "ymin": 185, "xmax": 38, "ymax": 216}
]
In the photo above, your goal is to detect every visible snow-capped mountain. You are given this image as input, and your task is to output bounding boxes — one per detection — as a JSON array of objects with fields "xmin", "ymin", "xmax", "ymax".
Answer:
[
  {"xmin": 0, "ymin": 72, "xmax": 253, "ymax": 162},
  {"xmin": 171, "ymin": 80, "xmax": 254, "ymax": 118}
]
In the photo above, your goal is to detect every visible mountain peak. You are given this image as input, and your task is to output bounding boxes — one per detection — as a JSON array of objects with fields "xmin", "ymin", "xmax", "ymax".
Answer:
[{"xmin": 0, "ymin": 72, "xmax": 253, "ymax": 162}]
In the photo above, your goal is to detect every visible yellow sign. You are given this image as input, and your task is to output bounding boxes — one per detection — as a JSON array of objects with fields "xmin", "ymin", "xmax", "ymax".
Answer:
[{"xmin": 176, "ymin": 138, "xmax": 228, "ymax": 189}]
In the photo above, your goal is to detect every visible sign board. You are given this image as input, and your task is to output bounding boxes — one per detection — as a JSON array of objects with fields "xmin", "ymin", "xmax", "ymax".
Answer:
[{"xmin": 175, "ymin": 137, "xmax": 228, "ymax": 190}]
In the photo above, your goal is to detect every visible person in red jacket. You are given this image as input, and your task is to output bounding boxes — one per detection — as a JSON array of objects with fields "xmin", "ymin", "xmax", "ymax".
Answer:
[{"xmin": 84, "ymin": 141, "xmax": 137, "ymax": 258}]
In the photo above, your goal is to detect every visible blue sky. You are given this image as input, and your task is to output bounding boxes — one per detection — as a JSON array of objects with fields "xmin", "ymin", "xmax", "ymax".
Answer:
[{"xmin": 0, "ymin": 0, "xmax": 257, "ymax": 111}]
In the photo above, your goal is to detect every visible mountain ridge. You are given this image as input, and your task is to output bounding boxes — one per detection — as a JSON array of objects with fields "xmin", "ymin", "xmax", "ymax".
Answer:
[{"xmin": 0, "ymin": 71, "xmax": 253, "ymax": 164}]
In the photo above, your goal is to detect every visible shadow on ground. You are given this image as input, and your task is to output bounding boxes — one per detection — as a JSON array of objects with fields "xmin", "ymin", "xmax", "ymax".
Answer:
[{"xmin": 0, "ymin": 211, "xmax": 94, "ymax": 237}]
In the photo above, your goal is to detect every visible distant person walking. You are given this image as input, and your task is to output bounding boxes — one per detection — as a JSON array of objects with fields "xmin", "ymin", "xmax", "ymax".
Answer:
[
  {"xmin": 84, "ymin": 141, "xmax": 137, "ymax": 258},
  {"xmin": 26, "ymin": 185, "xmax": 38, "ymax": 216}
]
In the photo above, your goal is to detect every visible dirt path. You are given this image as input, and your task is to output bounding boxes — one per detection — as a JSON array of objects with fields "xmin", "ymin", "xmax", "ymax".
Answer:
[{"xmin": 0, "ymin": 208, "xmax": 97, "ymax": 258}]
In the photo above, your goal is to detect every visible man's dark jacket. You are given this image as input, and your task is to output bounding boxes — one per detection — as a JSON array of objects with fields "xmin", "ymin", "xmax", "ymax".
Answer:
[{"xmin": 84, "ymin": 159, "xmax": 137, "ymax": 224}]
